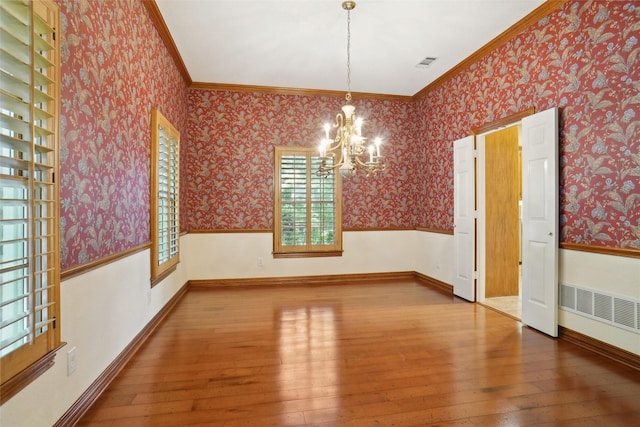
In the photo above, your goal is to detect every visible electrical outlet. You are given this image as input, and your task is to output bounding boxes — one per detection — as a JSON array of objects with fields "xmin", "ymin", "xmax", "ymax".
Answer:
[
  {"xmin": 257, "ymin": 257, "xmax": 264, "ymax": 267},
  {"xmin": 67, "ymin": 347, "xmax": 77, "ymax": 376}
]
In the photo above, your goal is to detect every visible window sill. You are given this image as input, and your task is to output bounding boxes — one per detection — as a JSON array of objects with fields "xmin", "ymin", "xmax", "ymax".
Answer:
[
  {"xmin": 1, "ymin": 342, "xmax": 66, "ymax": 405},
  {"xmin": 273, "ymin": 250, "xmax": 343, "ymax": 259},
  {"xmin": 150, "ymin": 264, "xmax": 177, "ymax": 287}
]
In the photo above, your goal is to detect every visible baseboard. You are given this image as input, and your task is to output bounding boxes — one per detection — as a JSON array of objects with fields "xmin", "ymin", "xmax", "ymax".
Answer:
[
  {"xmin": 189, "ymin": 271, "xmax": 416, "ymax": 288},
  {"xmin": 53, "ymin": 282, "xmax": 190, "ymax": 427},
  {"xmin": 558, "ymin": 326, "xmax": 640, "ymax": 371},
  {"xmin": 413, "ymin": 271, "xmax": 454, "ymax": 294}
]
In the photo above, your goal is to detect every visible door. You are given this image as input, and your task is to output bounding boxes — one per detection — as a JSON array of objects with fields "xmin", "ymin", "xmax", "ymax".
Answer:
[
  {"xmin": 521, "ymin": 107, "xmax": 559, "ymax": 337},
  {"xmin": 453, "ymin": 135, "xmax": 475, "ymax": 301}
]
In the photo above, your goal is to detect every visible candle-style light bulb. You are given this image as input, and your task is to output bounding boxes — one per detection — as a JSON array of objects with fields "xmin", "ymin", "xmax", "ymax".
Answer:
[
  {"xmin": 368, "ymin": 145, "xmax": 374, "ymax": 163},
  {"xmin": 374, "ymin": 137, "xmax": 382, "ymax": 157},
  {"xmin": 324, "ymin": 123, "xmax": 331, "ymax": 140}
]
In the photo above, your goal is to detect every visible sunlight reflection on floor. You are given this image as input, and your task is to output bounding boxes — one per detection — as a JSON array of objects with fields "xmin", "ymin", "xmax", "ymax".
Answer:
[{"xmin": 278, "ymin": 305, "xmax": 339, "ymax": 424}]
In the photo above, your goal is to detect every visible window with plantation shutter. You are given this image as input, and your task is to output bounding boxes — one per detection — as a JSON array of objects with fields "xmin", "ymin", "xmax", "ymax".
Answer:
[
  {"xmin": 1, "ymin": 0, "xmax": 61, "ymax": 402},
  {"xmin": 150, "ymin": 108, "xmax": 179, "ymax": 283},
  {"xmin": 273, "ymin": 146, "xmax": 342, "ymax": 257}
]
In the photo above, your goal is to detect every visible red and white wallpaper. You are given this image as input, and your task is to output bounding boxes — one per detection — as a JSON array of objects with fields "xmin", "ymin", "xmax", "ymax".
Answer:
[
  {"xmin": 185, "ymin": 1, "xmax": 639, "ymax": 249},
  {"xmin": 56, "ymin": 0, "xmax": 639, "ymax": 270},
  {"xmin": 56, "ymin": 0, "xmax": 189, "ymax": 270},
  {"xmin": 415, "ymin": 0, "xmax": 639, "ymax": 248},
  {"xmin": 185, "ymin": 91, "xmax": 420, "ymax": 230}
]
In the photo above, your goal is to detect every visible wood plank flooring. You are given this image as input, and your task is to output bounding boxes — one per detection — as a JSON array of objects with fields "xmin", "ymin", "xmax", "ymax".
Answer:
[{"xmin": 77, "ymin": 281, "xmax": 640, "ymax": 426}]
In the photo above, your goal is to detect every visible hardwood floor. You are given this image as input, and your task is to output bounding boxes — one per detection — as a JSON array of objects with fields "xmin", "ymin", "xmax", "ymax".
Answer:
[{"xmin": 77, "ymin": 281, "xmax": 640, "ymax": 426}]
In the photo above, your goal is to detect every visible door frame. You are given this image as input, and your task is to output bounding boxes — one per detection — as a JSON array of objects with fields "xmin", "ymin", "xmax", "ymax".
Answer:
[
  {"xmin": 471, "ymin": 108, "xmax": 534, "ymax": 305},
  {"xmin": 456, "ymin": 107, "xmax": 559, "ymax": 337}
]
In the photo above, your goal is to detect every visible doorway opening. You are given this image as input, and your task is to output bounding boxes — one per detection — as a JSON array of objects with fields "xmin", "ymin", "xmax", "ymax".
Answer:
[
  {"xmin": 480, "ymin": 125, "xmax": 521, "ymax": 319},
  {"xmin": 454, "ymin": 107, "xmax": 559, "ymax": 335}
]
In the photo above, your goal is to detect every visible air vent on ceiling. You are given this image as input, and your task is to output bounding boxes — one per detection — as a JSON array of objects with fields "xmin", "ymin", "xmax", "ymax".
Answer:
[{"xmin": 416, "ymin": 56, "xmax": 437, "ymax": 68}]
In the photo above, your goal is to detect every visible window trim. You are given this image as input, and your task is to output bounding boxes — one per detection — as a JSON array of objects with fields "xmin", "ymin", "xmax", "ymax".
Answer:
[
  {"xmin": 0, "ymin": 0, "xmax": 62, "ymax": 404},
  {"xmin": 150, "ymin": 108, "xmax": 180, "ymax": 282},
  {"xmin": 273, "ymin": 146, "xmax": 343, "ymax": 258}
]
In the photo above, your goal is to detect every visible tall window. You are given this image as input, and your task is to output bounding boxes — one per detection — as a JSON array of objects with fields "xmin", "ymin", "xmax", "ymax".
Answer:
[
  {"xmin": 150, "ymin": 108, "xmax": 179, "ymax": 282},
  {"xmin": 273, "ymin": 147, "xmax": 342, "ymax": 257},
  {"xmin": 1, "ymin": 0, "xmax": 61, "ymax": 402}
]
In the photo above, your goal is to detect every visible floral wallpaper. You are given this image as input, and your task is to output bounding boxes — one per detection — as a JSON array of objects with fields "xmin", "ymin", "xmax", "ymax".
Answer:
[
  {"xmin": 185, "ymin": 91, "xmax": 419, "ymax": 230},
  {"xmin": 56, "ymin": 0, "xmax": 638, "ymax": 271},
  {"xmin": 415, "ymin": 0, "xmax": 640, "ymax": 249},
  {"xmin": 186, "ymin": 0, "xmax": 638, "ymax": 249},
  {"xmin": 56, "ymin": 0, "xmax": 189, "ymax": 269}
]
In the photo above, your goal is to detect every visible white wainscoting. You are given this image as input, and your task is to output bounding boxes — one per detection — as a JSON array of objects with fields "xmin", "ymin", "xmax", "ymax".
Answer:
[
  {"xmin": 559, "ymin": 249, "xmax": 640, "ymax": 354},
  {"xmin": 184, "ymin": 230, "xmax": 417, "ymax": 280},
  {"xmin": 415, "ymin": 230, "xmax": 455, "ymax": 285},
  {"xmin": 1, "ymin": 241, "xmax": 188, "ymax": 427}
]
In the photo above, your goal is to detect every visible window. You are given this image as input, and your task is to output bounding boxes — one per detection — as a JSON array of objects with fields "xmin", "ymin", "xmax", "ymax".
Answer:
[
  {"xmin": 150, "ymin": 108, "xmax": 180, "ymax": 283},
  {"xmin": 1, "ymin": 0, "xmax": 61, "ymax": 402},
  {"xmin": 273, "ymin": 146, "xmax": 342, "ymax": 257}
]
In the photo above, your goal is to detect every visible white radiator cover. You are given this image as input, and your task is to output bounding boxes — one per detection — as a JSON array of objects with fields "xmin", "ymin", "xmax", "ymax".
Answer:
[{"xmin": 560, "ymin": 283, "xmax": 640, "ymax": 334}]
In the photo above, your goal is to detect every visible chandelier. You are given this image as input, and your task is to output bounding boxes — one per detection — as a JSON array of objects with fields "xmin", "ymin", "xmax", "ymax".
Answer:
[{"xmin": 317, "ymin": 1, "xmax": 386, "ymax": 178}]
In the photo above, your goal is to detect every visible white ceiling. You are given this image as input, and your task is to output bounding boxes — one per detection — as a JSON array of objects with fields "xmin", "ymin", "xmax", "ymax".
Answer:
[{"xmin": 156, "ymin": 0, "xmax": 545, "ymax": 96}]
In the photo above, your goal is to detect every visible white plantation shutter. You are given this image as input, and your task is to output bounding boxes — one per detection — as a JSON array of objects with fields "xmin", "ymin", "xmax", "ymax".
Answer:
[
  {"xmin": 1, "ymin": 0, "xmax": 61, "ymax": 397},
  {"xmin": 168, "ymin": 136, "xmax": 179, "ymax": 259},
  {"xmin": 310, "ymin": 156, "xmax": 336, "ymax": 246},
  {"xmin": 150, "ymin": 108, "xmax": 179, "ymax": 281},
  {"xmin": 280, "ymin": 153, "xmax": 308, "ymax": 246},
  {"xmin": 274, "ymin": 147, "xmax": 342, "ymax": 256}
]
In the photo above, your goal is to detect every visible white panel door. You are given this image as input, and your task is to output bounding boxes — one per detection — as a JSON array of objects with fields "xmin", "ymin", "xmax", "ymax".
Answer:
[
  {"xmin": 453, "ymin": 135, "xmax": 475, "ymax": 302},
  {"xmin": 521, "ymin": 107, "xmax": 559, "ymax": 337}
]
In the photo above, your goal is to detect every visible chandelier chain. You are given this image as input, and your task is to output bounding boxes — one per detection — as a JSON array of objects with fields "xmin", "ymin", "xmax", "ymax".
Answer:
[{"xmin": 346, "ymin": 8, "xmax": 351, "ymax": 94}]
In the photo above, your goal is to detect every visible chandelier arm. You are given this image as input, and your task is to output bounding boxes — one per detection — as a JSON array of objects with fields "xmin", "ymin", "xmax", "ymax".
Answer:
[
  {"xmin": 355, "ymin": 139, "xmax": 368, "ymax": 156},
  {"xmin": 353, "ymin": 155, "xmax": 386, "ymax": 169},
  {"xmin": 353, "ymin": 156, "xmax": 371, "ymax": 167},
  {"xmin": 324, "ymin": 138, "xmax": 345, "ymax": 155},
  {"xmin": 323, "ymin": 113, "xmax": 346, "ymax": 153},
  {"xmin": 334, "ymin": 112, "xmax": 344, "ymax": 130},
  {"xmin": 319, "ymin": 161, "xmax": 343, "ymax": 172},
  {"xmin": 318, "ymin": 150, "xmax": 345, "ymax": 174}
]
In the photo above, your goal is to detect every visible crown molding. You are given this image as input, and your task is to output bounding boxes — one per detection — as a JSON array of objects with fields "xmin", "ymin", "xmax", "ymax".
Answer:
[
  {"xmin": 190, "ymin": 82, "xmax": 413, "ymax": 102},
  {"xmin": 413, "ymin": 0, "xmax": 569, "ymax": 100},
  {"xmin": 142, "ymin": 0, "xmax": 192, "ymax": 85},
  {"xmin": 146, "ymin": 0, "xmax": 568, "ymax": 101}
]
